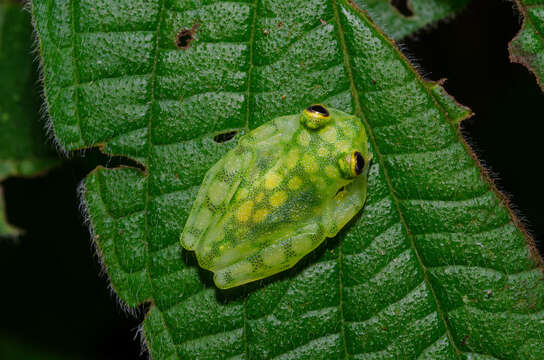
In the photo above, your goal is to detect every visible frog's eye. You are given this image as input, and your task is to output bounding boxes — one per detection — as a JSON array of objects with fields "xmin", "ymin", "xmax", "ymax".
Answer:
[
  {"xmin": 307, "ymin": 104, "xmax": 329, "ymax": 117},
  {"xmin": 301, "ymin": 104, "xmax": 331, "ymax": 129},
  {"xmin": 339, "ymin": 150, "xmax": 366, "ymax": 179},
  {"xmin": 351, "ymin": 151, "xmax": 365, "ymax": 176}
]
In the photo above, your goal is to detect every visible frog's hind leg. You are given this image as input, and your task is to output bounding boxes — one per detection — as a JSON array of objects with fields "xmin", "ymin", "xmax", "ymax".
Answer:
[
  {"xmin": 181, "ymin": 117, "xmax": 297, "ymax": 252},
  {"xmin": 180, "ymin": 147, "xmax": 250, "ymax": 251},
  {"xmin": 323, "ymin": 173, "xmax": 368, "ymax": 238},
  {"xmin": 213, "ymin": 222, "xmax": 325, "ymax": 289}
]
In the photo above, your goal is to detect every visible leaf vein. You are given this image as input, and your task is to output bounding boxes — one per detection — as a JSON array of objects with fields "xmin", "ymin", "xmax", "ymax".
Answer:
[{"xmin": 332, "ymin": 2, "xmax": 463, "ymax": 357}]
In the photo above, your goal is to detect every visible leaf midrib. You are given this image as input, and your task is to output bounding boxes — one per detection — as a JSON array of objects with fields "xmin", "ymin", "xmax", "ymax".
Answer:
[
  {"xmin": 330, "ymin": 3, "xmax": 355, "ymax": 359},
  {"xmin": 331, "ymin": 0, "xmax": 462, "ymax": 357}
]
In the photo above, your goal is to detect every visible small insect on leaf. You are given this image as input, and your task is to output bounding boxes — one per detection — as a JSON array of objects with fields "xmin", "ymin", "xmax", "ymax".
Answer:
[{"xmin": 180, "ymin": 105, "xmax": 372, "ymax": 289}]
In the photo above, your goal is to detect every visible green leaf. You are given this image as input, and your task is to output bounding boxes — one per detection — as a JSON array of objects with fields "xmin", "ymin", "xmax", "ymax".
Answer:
[
  {"xmin": 353, "ymin": 0, "xmax": 471, "ymax": 39},
  {"xmin": 32, "ymin": 0, "xmax": 543, "ymax": 359},
  {"xmin": 509, "ymin": 0, "xmax": 544, "ymax": 91},
  {"xmin": 0, "ymin": 1, "xmax": 59, "ymax": 236}
]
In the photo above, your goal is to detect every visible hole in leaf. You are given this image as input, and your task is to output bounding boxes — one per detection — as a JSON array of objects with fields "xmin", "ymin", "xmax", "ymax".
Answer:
[
  {"xmin": 176, "ymin": 30, "xmax": 194, "ymax": 49},
  {"xmin": 213, "ymin": 130, "xmax": 238, "ymax": 143},
  {"xmin": 391, "ymin": 0, "xmax": 414, "ymax": 17},
  {"xmin": 176, "ymin": 24, "xmax": 199, "ymax": 49}
]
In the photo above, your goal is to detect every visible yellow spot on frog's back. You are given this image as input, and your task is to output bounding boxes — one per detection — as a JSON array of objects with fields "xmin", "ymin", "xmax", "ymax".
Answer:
[
  {"xmin": 324, "ymin": 164, "xmax": 339, "ymax": 178},
  {"xmin": 302, "ymin": 154, "xmax": 319, "ymax": 173},
  {"xmin": 292, "ymin": 236, "xmax": 313, "ymax": 255},
  {"xmin": 235, "ymin": 187, "xmax": 249, "ymax": 201},
  {"xmin": 194, "ymin": 208, "xmax": 212, "ymax": 230},
  {"xmin": 270, "ymin": 191, "xmax": 287, "ymax": 207},
  {"xmin": 336, "ymin": 140, "xmax": 350, "ymax": 153},
  {"xmin": 253, "ymin": 208, "xmax": 269, "ymax": 222},
  {"xmin": 263, "ymin": 246, "xmax": 285, "ymax": 266},
  {"xmin": 255, "ymin": 192, "xmax": 265, "ymax": 203},
  {"xmin": 319, "ymin": 126, "xmax": 337, "ymax": 143},
  {"xmin": 286, "ymin": 148, "xmax": 299, "ymax": 169},
  {"xmin": 288, "ymin": 176, "xmax": 302, "ymax": 190},
  {"xmin": 264, "ymin": 171, "xmax": 282, "ymax": 189},
  {"xmin": 237, "ymin": 200, "xmax": 254, "ymax": 222},
  {"xmin": 317, "ymin": 147, "xmax": 329, "ymax": 157},
  {"xmin": 208, "ymin": 181, "xmax": 229, "ymax": 206},
  {"xmin": 297, "ymin": 131, "xmax": 310, "ymax": 146}
]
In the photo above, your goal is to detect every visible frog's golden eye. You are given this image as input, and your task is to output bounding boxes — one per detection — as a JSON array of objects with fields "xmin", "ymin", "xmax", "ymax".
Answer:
[
  {"xmin": 306, "ymin": 104, "xmax": 329, "ymax": 117},
  {"xmin": 301, "ymin": 104, "xmax": 331, "ymax": 129},
  {"xmin": 339, "ymin": 150, "xmax": 365, "ymax": 179},
  {"xmin": 351, "ymin": 151, "xmax": 365, "ymax": 176}
]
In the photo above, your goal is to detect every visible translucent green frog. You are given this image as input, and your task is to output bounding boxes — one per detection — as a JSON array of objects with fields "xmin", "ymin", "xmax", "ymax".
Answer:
[{"xmin": 181, "ymin": 105, "xmax": 372, "ymax": 289}]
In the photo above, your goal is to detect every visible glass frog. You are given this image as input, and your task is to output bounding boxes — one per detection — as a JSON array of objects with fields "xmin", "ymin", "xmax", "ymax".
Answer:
[{"xmin": 181, "ymin": 105, "xmax": 372, "ymax": 289}]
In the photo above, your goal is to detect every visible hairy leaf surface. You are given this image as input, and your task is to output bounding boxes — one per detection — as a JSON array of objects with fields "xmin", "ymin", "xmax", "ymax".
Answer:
[
  {"xmin": 510, "ymin": 0, "xmax": 544, "ymax": 91},
  {"xmin": 0, "ymin": 2, "xmax": 59, "ymax": 236},
  {"xmin": 353, "ymin": 0, "xmax": 470, "ymax": 39},
  {"xmin": 32, "ymin": 0, "xmax": 543, "ymax": 359}
]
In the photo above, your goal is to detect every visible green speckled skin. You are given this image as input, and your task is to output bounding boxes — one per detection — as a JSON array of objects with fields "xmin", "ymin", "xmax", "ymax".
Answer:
[{"xmin": 181, "ymin": 106, "xmax": 371, "ymax": 288}]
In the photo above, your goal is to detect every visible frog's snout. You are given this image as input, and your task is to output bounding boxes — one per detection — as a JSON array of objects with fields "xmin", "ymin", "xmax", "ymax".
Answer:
[{"xmin": 300, "ymin": 104, "xmax": 331, "ymax": 129}]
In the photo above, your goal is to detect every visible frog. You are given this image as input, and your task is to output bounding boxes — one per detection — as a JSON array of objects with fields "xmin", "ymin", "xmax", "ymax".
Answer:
[{"xmin": 180, "ymin": 104, "xmax": 372, "ymax": 289}]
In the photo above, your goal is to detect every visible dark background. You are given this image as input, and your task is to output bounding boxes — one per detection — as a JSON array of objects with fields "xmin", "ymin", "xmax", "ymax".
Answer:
[{"xmin": 1, "ymin": 0, "xmax": 542, "ymax": 359}]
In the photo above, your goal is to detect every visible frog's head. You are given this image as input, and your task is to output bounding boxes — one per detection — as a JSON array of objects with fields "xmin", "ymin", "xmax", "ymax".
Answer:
[{"xmin": 299, "ymin": 104, "xmax": 372, "ymax": 185}]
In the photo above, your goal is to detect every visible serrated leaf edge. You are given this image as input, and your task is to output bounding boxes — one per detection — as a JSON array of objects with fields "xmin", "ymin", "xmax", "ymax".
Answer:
[{"xmin": 509, "ymin": 0, "xmax": 544, "ymax": 92}]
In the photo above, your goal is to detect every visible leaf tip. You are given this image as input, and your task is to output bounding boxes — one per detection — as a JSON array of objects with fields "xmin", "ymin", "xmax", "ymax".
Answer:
[
  {"xmin": 508, "ymin": 0, "xmax": 544, "ymax": 92},
  {"xmin": 427, "ymin": 80, "xmax": 473, "ymax": 124}
]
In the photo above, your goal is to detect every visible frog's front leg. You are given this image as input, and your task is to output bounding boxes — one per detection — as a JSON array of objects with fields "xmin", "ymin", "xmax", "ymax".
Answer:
[
  {"xmin": 322, "ymin": 173, "xmax": 368, "ymax": 238},
  {"xmin": 213, "ymin": 222, "xmax": 325, "ymax": 289}
]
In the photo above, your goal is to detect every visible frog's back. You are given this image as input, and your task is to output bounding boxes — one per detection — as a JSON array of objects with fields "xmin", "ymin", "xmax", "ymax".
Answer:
[
  {"xmin": 181, "ymin": 115, "xmax": 301, "ymax": 268},
  {"xmin": 191, "ymin": 115, "xmax": 354, "ymax": 271},
  {"xmin": 199, "ymin": 161, "xmax": 321, "ymax": 267},
  {"xmin": 180, "ymin": 105, "xmax": 371, "ymax": 288}
]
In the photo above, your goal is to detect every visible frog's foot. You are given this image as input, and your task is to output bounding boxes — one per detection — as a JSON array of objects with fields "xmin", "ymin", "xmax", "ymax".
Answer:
[{"xmin": 212, "ymin": 222, "xmax": 324, "ymax": 289}]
